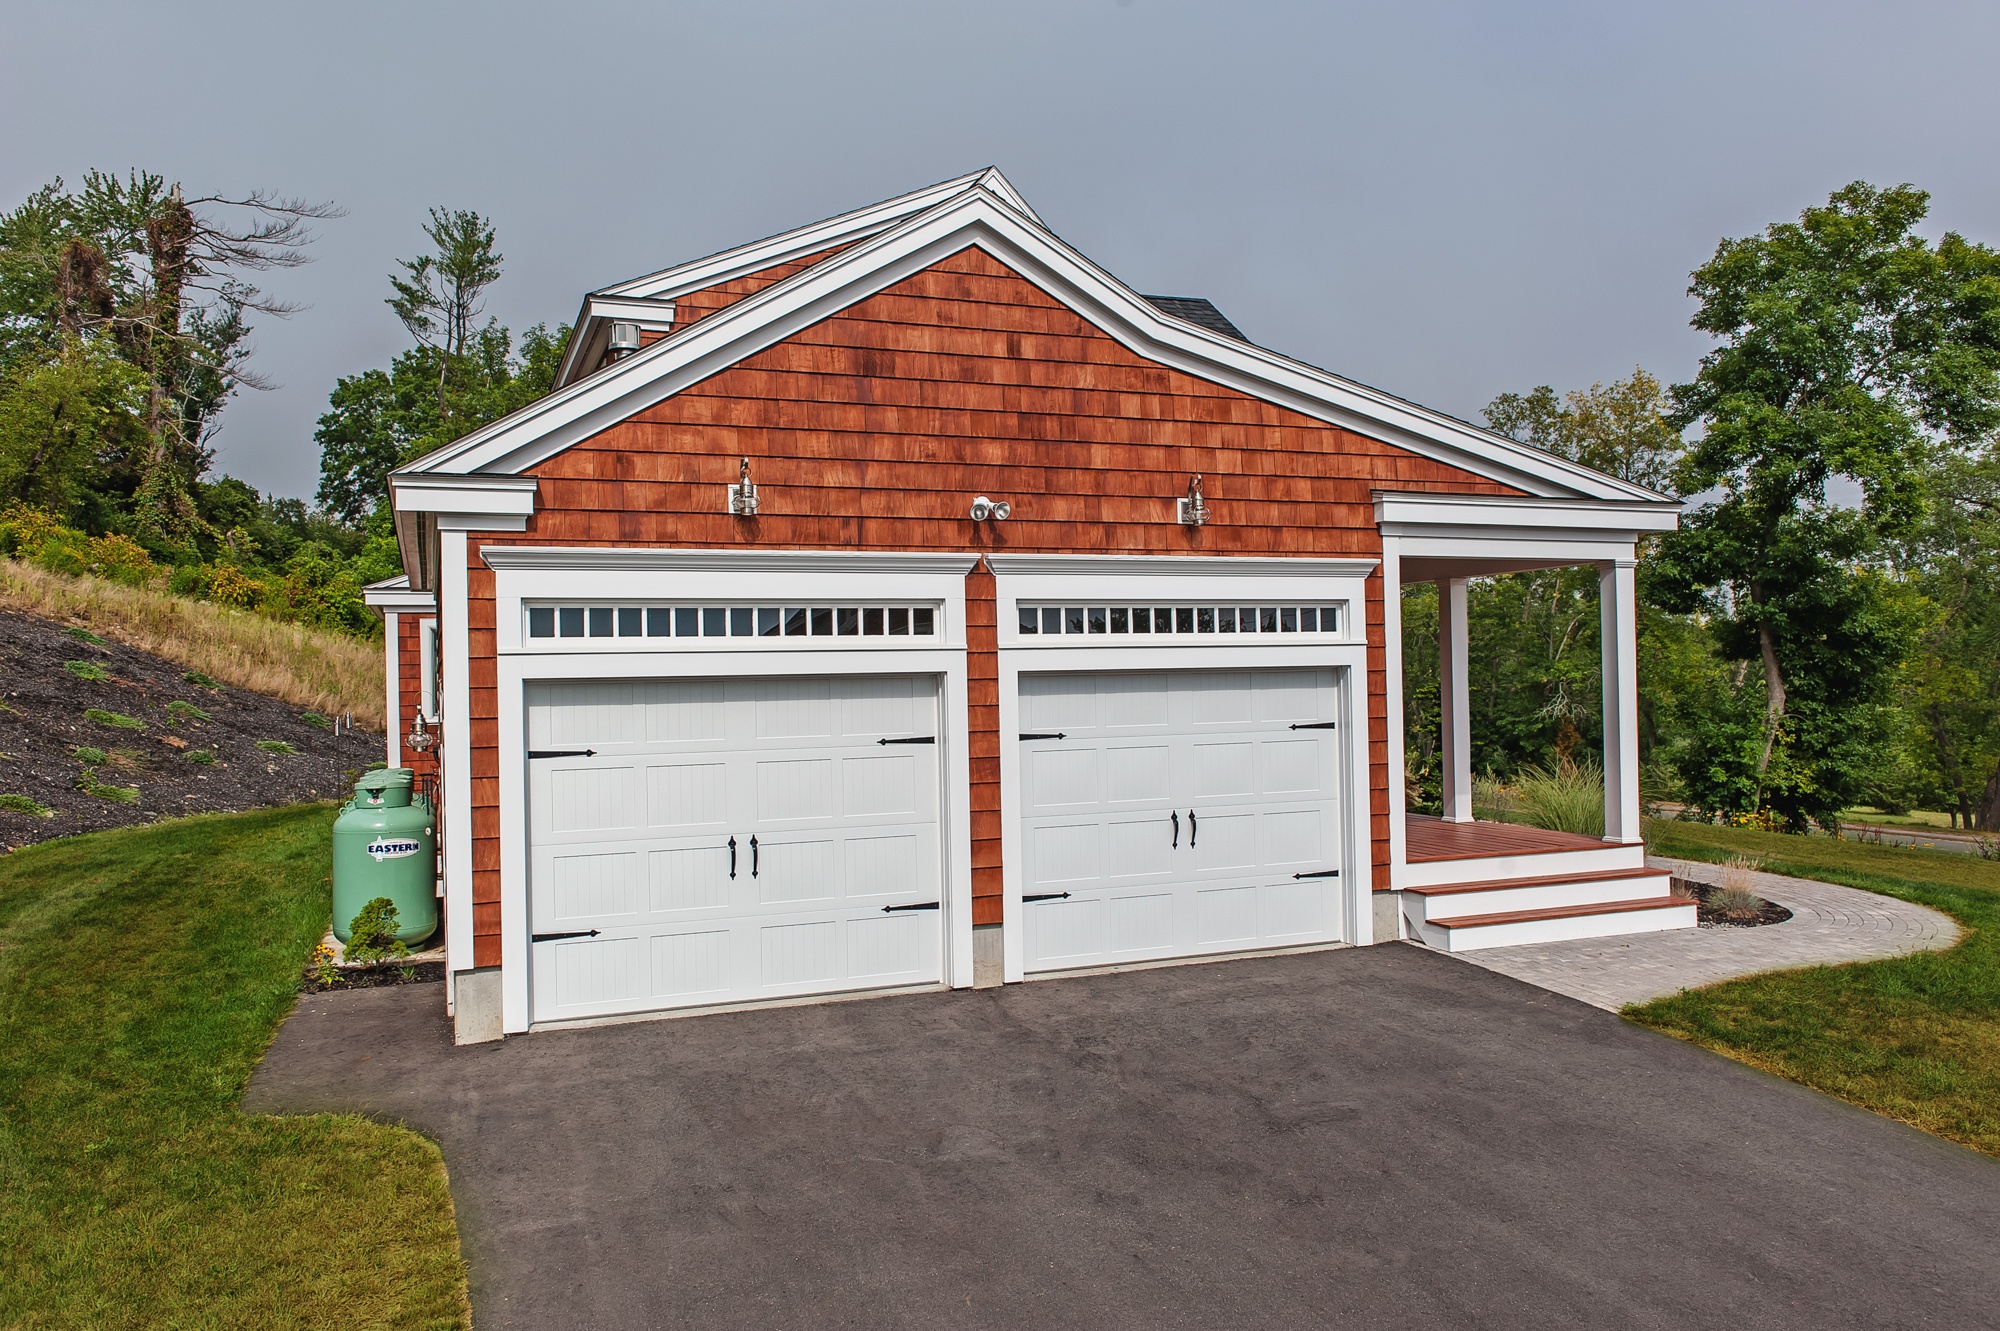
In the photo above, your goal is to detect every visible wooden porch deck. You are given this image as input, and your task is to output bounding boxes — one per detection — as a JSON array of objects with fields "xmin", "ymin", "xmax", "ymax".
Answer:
[{"xmin": 1405, "ymin": 814, "xmax": 1611, "ymax": 862}]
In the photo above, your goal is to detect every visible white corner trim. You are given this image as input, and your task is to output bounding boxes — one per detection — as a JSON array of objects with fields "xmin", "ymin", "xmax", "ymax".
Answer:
[
  {"xmin": 391, "ymin": 474, "xmax": 539, "ymax": 517},
  {"xmin": 984, "ymin": 553, "xmax": 1379, "ymax": 578},
  {"xmin": 439, "ymin": 530, "xmax": 477, "ymax": 995},
  {"xmin": 400, "ymin": 183, "xmax": 1668, "ymax": 505},
  {"xmin": 383, "ymin": 611, "xmax": 402, "ymax": 769},
  {"xmin": 479, "ymin": 546, "xmax": 982, "ymax": 576},
  {"xmin": 1373, "ymin": 491, "xmax": 1681, "ymax": 535}
]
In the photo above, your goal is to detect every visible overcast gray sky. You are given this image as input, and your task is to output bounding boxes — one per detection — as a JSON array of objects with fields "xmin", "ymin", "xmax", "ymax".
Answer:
[{"xmin": 5, "ymin": 0, "xmax": 1996, "ymax": 502}]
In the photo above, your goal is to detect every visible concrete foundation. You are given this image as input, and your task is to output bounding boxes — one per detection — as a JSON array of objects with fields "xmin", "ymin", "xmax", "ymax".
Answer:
[
  {"xmin": 972, "ymin": 923, "xmax": 1004, "ymax": 988},
  {"xmin": 453, "ymin": 967, "xmax": 504, "ymax": 1044},
  {"xmin": 1372, "ymin": 890, "xmax": 1404, "ymax": 943}
]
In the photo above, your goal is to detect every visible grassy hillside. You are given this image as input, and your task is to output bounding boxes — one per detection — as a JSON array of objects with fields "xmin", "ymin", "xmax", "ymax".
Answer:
[{"xmin": 0, "ymin": 559, "xmax": 384, "ymax": 729}]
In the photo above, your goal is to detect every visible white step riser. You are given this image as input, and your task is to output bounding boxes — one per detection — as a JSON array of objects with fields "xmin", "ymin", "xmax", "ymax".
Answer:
[
  {"xmin": 1417, "ymin": 903, "xmax": 1697, "ymax": 952},
  {"xmin": 1406, "ymin": 877, "xmax": 1673, "ymax": 924},
  {"xmin": 1400, "ymin": 842, "xmax": 1646, "ymax": 888}
]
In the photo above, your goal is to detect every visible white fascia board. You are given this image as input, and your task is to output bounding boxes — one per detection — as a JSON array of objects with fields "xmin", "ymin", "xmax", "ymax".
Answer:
[
  {"xmin": 584, "ymin": 296, "xmax": 677, "ymax": 326},
  {"xmin": 364, "ymin": 588, "xmax": 437, "ymax": 612},
  {"xmin": 389, "ymin": 475, "xmax": 539, "ymax": 517},
  {"xmin": 984, "ymin": 554, "xmax": 1378, "ymax": 579},
  {"xmin": 481, "ymin": 546, "xmax": 980, "ymax": 576},
  {"xmin": 1373, "ymin": 492, "xmax": 1682, "ymax": 535},
  {"xmin": 596, "ymin": 167, "xmax": 1041, "ymax": 302},
  {"xmin": 400, "ymin": 187, "xmax": 1656, "ymax": 503}
]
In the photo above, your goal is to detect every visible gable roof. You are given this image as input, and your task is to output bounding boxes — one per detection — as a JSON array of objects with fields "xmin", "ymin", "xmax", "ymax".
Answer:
[
  {"xmin": 1143, "ymin": 296, "xmax": 1248, "ymax": 344},
  {"xmin": 398, "ymin": 169, "xmax": 1675, "ymax": 507}
]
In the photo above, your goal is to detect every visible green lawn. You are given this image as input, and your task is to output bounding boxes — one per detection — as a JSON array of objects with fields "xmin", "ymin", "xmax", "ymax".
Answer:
[
  {"xmin": 0, "ymin": 805, "xmax": 469, "ymax": 1329},
  {"xmin": 1633, "ymin": 818, "xmax": 2000, "ymax": 1158}
]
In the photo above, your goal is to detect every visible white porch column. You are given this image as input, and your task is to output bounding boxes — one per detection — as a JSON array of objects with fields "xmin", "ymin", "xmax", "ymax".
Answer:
[
  {"xmin": 1436, "ymin": 577, "xmax": 1473, "ymax": 823},
  {"xmin": 1599, "ymin": 558, "xmax": 1642, "ymax": 843},
  {"xmin": 1381, "ymin": 539, "xmax": 1408, "ymax": 888}
]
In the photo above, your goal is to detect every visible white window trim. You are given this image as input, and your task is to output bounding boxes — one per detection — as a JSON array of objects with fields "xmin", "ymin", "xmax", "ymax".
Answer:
[
  {"xmin": 988, "ymin": 555, "xmax": 1379, "ymax": 984},
  {"xmin": 487, "ymin": 550, "xmax": 979, "ymax": 1034}
]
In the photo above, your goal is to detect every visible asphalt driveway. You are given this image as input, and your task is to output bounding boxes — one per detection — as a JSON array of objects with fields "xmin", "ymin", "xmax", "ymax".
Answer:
[{"xmin": 245, "ymin": 944, "xmax": 2000, "ymax": 1330}]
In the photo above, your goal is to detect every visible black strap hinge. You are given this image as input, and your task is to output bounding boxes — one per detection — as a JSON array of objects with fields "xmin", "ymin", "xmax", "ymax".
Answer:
[
  {"xmin": 878, "ymin": 736, "xmax": 937, "ymax": 745},
  {"xmin": 1291, "ymin": 869, "xmax": 1341, "ymax": 879},
  {"xmin": 1019, "ymin": 732, "xmax": 1066, "ymax": 741},
  {"xmin": 529, "ymin": 749, "xmax": 597, "ymax": 758},
  {"xmin": 881, "ymin": 901, "xmax": 941, "ymax": 913},
  {"xmin": 532, "ymin": 929, "xmax": 602, "ymax": 942},
  {"xmin": 1289, "ymin": 722, "xmax": 1338, "ymax": 731},
  {"xmin": 1022, "ymin": 892, "xmax": 1071, "ymax": 903}
]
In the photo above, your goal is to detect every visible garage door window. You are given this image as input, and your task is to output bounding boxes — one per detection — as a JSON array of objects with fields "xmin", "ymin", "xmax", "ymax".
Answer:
[
  {"xmin": 1016, "ymin": 604, "xmax": 1341, "ymax": 636},
  {"xmin": 527, "ymin": 604, "xmax": 938, "ymax": 642}
]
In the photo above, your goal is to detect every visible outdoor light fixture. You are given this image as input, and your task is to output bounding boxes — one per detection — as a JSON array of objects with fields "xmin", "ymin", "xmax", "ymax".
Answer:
[
  {"xmin": 607, "ymin": 322, "xmax": 642, "ymax": 359},
  {"xmin": 969, "ymin": 496, "xmax": 1012, "ymax": 522},
  {"xmin": 406, "ymin": 712, "xmax": 433, "ymax": 753},
  {"xmin": 1177, "ymin": 474, "xmax": 1210, "ymax": 526},
  {"xmin": 728, "ymin": 457, "xmax": 760, "ymax": 516}
]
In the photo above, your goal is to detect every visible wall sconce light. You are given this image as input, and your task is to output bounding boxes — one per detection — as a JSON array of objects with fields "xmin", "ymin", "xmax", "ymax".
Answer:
[
  {"xmin": 1177, "ymin": 474, "xmax": 1210, "ymax": 526},
  {"xmin": 969, "ymin": 495, "xmax": 1012, "ymax": 522},
  {"xmin": 406, "ymin": 712, "xmax": 433, "ymax": 753},
  {"xmin": 728, "ymin": 457, "xmax": 760, "ymax": 516}
]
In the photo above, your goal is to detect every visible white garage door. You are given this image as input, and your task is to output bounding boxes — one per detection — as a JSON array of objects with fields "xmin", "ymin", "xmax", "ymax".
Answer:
[
  {"xmin": 527, "ymin": 675, "xmax": 943, "ymax": 1023},
  {"xmin": 1019, "ymin": 669, "xmax": 1345, "ymax": 972}
]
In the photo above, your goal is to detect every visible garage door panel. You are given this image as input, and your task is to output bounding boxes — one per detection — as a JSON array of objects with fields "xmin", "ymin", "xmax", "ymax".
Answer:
[
  {"xmin": 546, "ymin": 766, "xmax": 641, "ymax": 833},
  {"xmin": 755, "ymin": 758, "xmax": 836, "ymax": 821},
  {"xmin": 646, "ymin": 762, "xmax": 728, "ymax": 827},
  {"xmin": 530, "ymin": 681, "xmax": 645, "ymax": 747},
  {"xmin": 1108, "ymin": 893, "xmax": 1175, "ymax": 952},
  {"xmin": 1188, "ymin": 742, "xmax": 1255, "ymax": 798},
  {"xmin": 757, "ymin": 838, "xmax": 836, "ymax": 902},
  {"xmin": 649, "ymin": 846, "xmax": 731, "ymax": 912},
  {"xmin": 1103, "ymin": 745, "xmax": 1169, "ymax": 802},
  {"xmin": 1029, "ymin": 747, "xmax": 1099, "ymax": 809},
  {"xmin": 651, "ymin": 929, "xmax": 731, "ymax": 998},
  {"xmin": 845, "ymin": 833, "xmax": 920, "ymax": 896},
  {"xmin": 1020, "ymin": 668, "xmax": 1345, "ymax": 974},
  {"xmin": 1261, "ymin": 740, "xmax": 1321, "ymax": 794},
  {"xmin": 531, "ymin": 674, "xmax": 943, "ymax": 1023},
  {"xmin": 642, "ymin": 680, "xmax": 726, "ymax": 743},
  {"xmin": 549, "ymin": 850, "xmax": 643, "ymax": 920},
  {"xmin": 761, "ymin": 920, "xmax": 840, "ymax": 986},
  {"xmin": 841, "ymin": 753, "xmax": 918, "ymax": 816},
  {"xmin": 754, "ymin": 678, "xmax": 835, "ymax": 739}
]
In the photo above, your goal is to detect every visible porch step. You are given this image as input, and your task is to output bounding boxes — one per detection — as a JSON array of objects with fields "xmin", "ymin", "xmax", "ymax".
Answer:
[
  {"xmin": 1404, "ymin": 867, "xmax": 1675, "ymax": 924},
  {"xmin": 1413, "ymin": 895, "xmax": 1696, "ymax": 952}
]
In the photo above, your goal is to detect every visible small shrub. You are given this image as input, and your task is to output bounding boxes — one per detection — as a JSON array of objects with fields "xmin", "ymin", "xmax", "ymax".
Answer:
[
  {"xmin": 299, "ymin": 711, "xmax": 330, "ymax": 730},
  {"xmin": 77, "ymin": 775, "xmax": 139, "ymax": 803},
  {"xmin": 186, "ymin": 749, "xmax": 217, "ymax": 765},
  {"xmin": 72, "ymin": 746, "xmax": 107, "ymax": 765},
  {"xmin": 181, "ymin": 670, "xmax": 222, "ymax": 691},
  {"xmin": 63, "ymin": 659, "xmax": 109, "ymax": 682},
  {"xmin": 0, "ymin": 793, "xmax": 53, "ymax": 817},
  {"xmin": 83, "ymin": 708, "xmax": 144, "ymax": 730},
  {"xmin": 256, "ymin": 739, "xmax": 297, "ymax": 755},
  {"xmin": 1713, "ymin": 854, "xmax": 1764, "ymax": 914},
  {"xmin": 165, "ymin": 700, "xmax": 211, "ymax": 724},
  {"xmin": 62, "ymin": 625, "xmax": 106, "ymax": 645},
  {"xmin": 1472, "ymin": 770, "xmax": 1524, "ymax": 818},
  {"xmin": 345, "ymin": 896, "xmax": 411, "ymax": 965},
  {"xmin": 1516, "ymin": 757, "xmax": 1606, "ymax": 837}
]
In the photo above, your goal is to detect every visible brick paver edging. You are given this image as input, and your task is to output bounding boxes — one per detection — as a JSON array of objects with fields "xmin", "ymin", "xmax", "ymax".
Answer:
[{"xmin": 1444, "ymin": 856, "xmax": 1961, "ymax": 1011}]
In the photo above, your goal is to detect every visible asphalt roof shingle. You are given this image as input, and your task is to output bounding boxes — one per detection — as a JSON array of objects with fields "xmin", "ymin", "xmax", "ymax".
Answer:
[{"xmin": 1142, "ymin": 295, "xmax": 1250, "ymax": 344}]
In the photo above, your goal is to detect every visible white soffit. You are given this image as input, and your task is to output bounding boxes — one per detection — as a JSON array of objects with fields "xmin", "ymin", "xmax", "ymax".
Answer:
[
  {"xmin": 984, "ymin": 554, "xmax": 1379, "ymax": 578},
  {"xmin": 402, "ymin": 172, "xmax": 1673, "ymax": 507},
  {"xmin": 480, "ymin": 547, "xmax": 982, "ymax": 576}
]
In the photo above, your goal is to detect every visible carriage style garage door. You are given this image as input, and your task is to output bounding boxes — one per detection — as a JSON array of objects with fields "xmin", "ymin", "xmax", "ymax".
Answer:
[
  {"xmin": 526, "ymin": 675, "xmax": 943, "ymax": 1023},
  {"xmin": 1019, "ymin": 669, "xmax": 1345, "ymax": 973}
]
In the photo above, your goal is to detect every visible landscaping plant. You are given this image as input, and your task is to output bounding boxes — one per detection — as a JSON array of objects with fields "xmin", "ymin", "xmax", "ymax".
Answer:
[{"xmin": 345, "ymin": 895, "xmax": 411, "ymax": 966}]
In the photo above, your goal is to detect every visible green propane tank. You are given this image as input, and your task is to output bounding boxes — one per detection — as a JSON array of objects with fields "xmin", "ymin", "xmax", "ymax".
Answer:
[{"xmin": 332, "ymin": 767, "xmax": 438, "ymax": 945}]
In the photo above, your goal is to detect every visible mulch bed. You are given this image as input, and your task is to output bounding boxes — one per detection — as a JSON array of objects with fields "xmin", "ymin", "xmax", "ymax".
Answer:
[
  {"xmin": 1672, "ymin": 876, "xmax": 1794, "ymax": 928},
  {"xmin": 0, "ymin": 608, "xmax": 383, "ymax": 848},
  {"xmin": 301, "ymin": 959, "xmax": 445, "ymax": 993}
]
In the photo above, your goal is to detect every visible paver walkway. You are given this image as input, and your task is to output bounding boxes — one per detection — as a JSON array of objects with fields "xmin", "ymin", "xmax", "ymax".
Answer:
[{"xmin": 1452, "ymin": 856, "xmax": 1960, "ymax": 1010}]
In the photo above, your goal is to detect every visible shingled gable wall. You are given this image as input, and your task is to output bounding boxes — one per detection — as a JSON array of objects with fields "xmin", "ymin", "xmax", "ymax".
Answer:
[{"xmin": 458, "ymin": 245, "xmax": 1520, "ymax": 966}]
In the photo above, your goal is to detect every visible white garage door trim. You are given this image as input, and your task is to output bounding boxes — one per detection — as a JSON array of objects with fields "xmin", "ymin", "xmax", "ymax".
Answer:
[{"xmin": 491, "ymin": 550, "xmax": 977, "ymax": 1034}]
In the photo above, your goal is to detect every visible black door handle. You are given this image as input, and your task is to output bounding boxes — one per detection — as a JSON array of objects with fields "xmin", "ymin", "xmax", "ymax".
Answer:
[
  {"xmin": 728, "ymin": 835, "xmax": 737, "ymax": 880},
  {"xmin": 882, "ymin": 901, "xmax": 941, "ymax": 913},
  {"xmin": 750, "ymin": 834, "xmax": 759, "ymax": 879},
  {"xmin": 1171, "ymin": 810, "xmax": 1179, "ymax": 848},
  {"xmin": 1188, "ymin": 810, "xmax": 1197, "ymax": 847}
]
